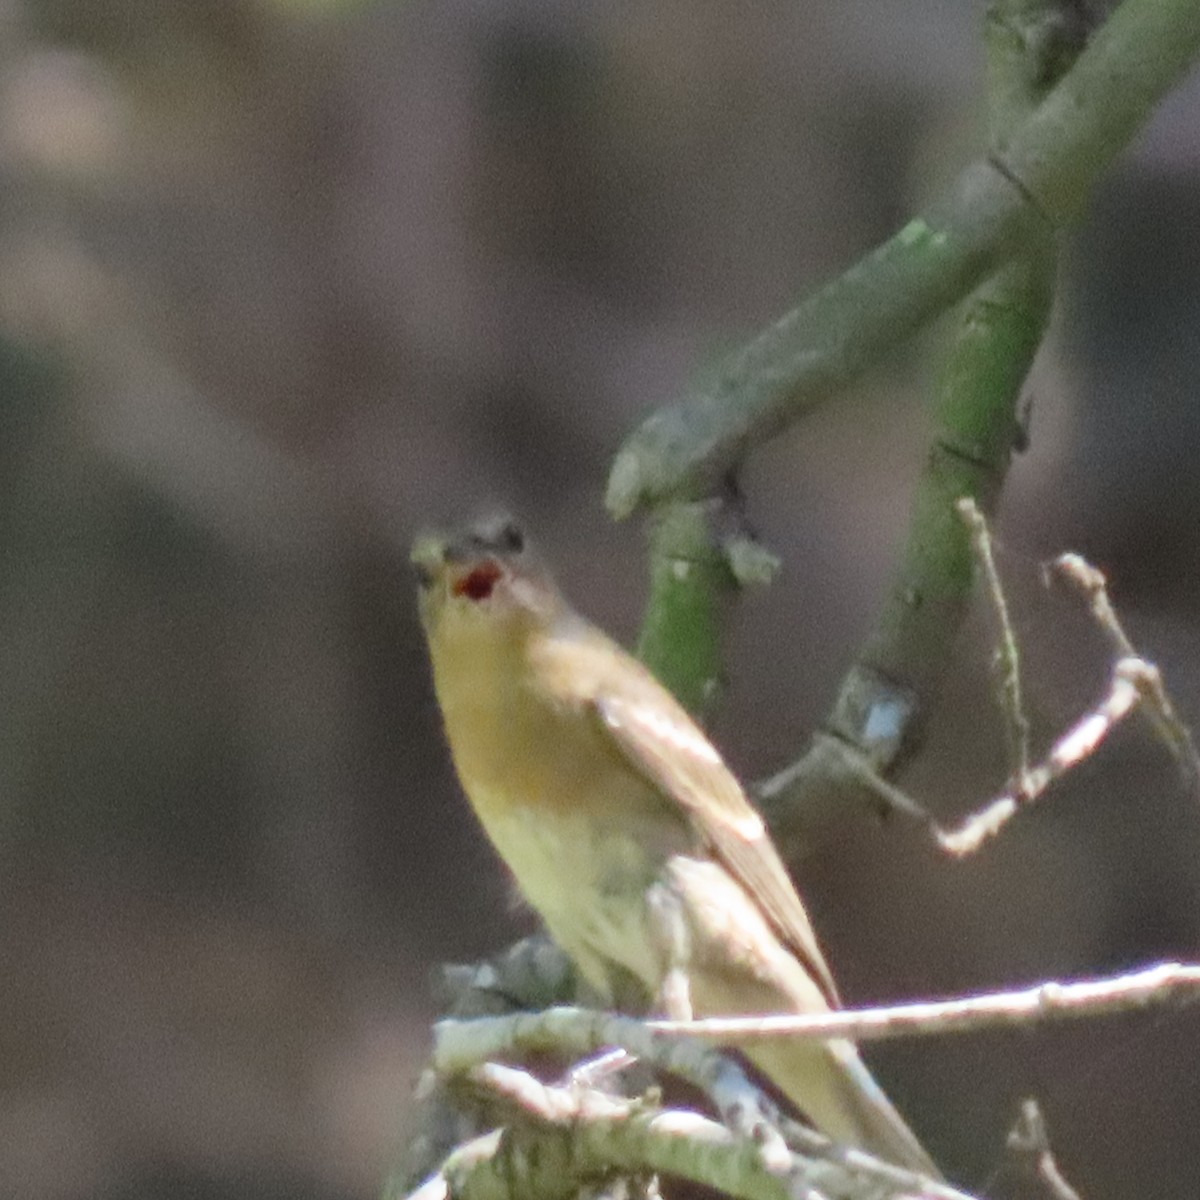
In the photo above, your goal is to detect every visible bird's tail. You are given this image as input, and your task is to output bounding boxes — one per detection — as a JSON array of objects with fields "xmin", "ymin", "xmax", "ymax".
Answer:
[{"xmin": 746, "ymin": 1036, "xmax": 940, "ymax": 1179}]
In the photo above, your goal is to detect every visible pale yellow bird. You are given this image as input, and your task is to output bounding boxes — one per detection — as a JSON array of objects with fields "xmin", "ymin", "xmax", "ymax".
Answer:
[{"xmin": 414, "ymin": 515, "xmax": 939, "ymax": 1177}]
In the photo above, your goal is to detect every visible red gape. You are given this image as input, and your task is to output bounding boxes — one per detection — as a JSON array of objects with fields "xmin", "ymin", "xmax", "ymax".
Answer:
[{"xmin": 453, "ymin": 561, "xmax": 502, "ymax": 601}]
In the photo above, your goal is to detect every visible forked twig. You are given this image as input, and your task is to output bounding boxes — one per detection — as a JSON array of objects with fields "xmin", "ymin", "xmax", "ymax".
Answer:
[
  {"xmin": 420, "ymin": 962, "xmax": 1200, "ymax": 1199},
  {"xmin": 938, "ymin": 533, "xmax": 1198, "ymax": 856},
  {"xmin": 1004, "ymin": 1099, "xmax": 1083, "ymax": 1200},
  {"xmin": 1050, "ymin": 553, "xmax": 1200, "ymax": 785},
  {"xmin": 411, "ymin": 1059, "xmax": 975, "ymax": 1200},
  {"xmin": 938, "ymin": 654, "xmax": 1148, "ymax": 856}
]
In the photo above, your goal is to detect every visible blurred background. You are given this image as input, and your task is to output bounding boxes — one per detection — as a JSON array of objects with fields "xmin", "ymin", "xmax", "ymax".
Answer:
[{"xmin": 1, "ymin": 1, "xmax": 1199, "ymax": 1197}]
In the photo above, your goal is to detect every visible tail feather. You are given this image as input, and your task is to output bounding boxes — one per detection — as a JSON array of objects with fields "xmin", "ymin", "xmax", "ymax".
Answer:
[{"xmin": 747, "ymin": 1037, "xmax": 940, "ymax": 1179}]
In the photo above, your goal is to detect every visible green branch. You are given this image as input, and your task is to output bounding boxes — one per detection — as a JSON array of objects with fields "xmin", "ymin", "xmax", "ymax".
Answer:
[
  {"xmin": 635, "ymin": 502, "xmax": 735, "ymax": 718},
  {"xmin": 761, "ymin": 0, "xmax": 1073, "ymax": 839},
  {"xmin": 607, "ymin": 0, "xmax": 1200, "ymax": 521}
]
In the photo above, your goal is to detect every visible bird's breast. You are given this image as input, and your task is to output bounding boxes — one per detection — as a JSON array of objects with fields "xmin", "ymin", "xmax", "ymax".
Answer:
[
  {"xmin": 431, "ymin": 632, "xmax": 691, "ymax": 994},
  {"xmin": 466, "ymin": 773, "xmax": 675, "ymax": 995}
]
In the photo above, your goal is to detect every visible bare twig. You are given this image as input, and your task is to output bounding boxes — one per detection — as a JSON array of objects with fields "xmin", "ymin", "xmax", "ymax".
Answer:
[
  {"xmin": 937, "ymin": 655, "xmax": 1147, "ymax": 855},
  {"xmin": 940, "ymin": 549, "xmax": 1199, "ymax": 856},
  {"xmin": 392, "ymin": 936, "xmax": 582, "ymax": 1192},
  {"xmin": 1003, "ymin": 1099, "xmax": 1084, "ymax": 1200},
  {"xmin": 1049, "ymin": 553, "xmax": 1200, "ymax": 784},
  {"xmin": 401, "ymin": 1130, "xmax": 501, "ymax": 1200},
  {"xmin": 419, "ymin": 961, "xmax": 1200, "ymax": 1199},
  {"xmin": 435, "ymin": 961, "xmax": 1200, "ymax": 1056},
  {"xmin": 410, "ymin": 1061, "xmax": 973, "ymax": 1200},
  {"xmin": 435, "ymin": 1004, "xmax": 789, "ymax": 1161},
  {"xmin": 1048, "ymin": 553, "xmax": 1137, "ymax": 657},
  {"xmin": 757, "ymin": 730, "xmax": 934, "ymax": 838},
  {"xmin": 958, "ymin": 497, "xmax": 1032, "ymax": 789}
]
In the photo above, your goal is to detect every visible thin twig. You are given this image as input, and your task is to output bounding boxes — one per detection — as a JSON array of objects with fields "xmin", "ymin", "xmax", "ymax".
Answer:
[
  {"xmin": 390, "ymin": 936, "xmax": 582, "ymax": 1193},
  {"xmin": 434, "ymin": 961, "xmax": 1200, "ymax": 1058},
  {"xmin": 937, "ymin": 655, "xmax": 1146, "ymax": 855},
  {"xmin": 939, "ymin": 548, "xmax": 1199, "ymax": 855},
  {"xmin": 419, "ymin": 961, "xmax": 1199, "ymax": 1198},
  {"xmin": 1047, "ymin": 554, "xmax": 1136, "ymax": 655},
  {"xmin": 416, "ymin": 1061, "xmax": 975, "ymax": 1200},
  {"xmin": 1004, "ymin": 1099, "xmax": 1084, "ymax": 1200},
  {"xmin": 651, "ymin": 960, "xmax": 1200, "ymax": 1045},
  {"xmin": 400, "ymin": 1130, "xmax": 501, "ymax": 1200},
  {"xmin": 958, "ymin": 497, "xmax": 1032, "ymax": 789},
  {"xmin": 440, "ymin": 1003, "xmax": 798, "ymax": 1171},
  {"xmin": 1050, "ymin": 553, "xmax": 1200, "ymax": 785}
]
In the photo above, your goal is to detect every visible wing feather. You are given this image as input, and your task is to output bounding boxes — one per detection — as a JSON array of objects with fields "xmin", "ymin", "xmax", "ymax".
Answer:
[{"xmin": 531, "ymin": 624, "xmax": 840, "ymax": 1008}]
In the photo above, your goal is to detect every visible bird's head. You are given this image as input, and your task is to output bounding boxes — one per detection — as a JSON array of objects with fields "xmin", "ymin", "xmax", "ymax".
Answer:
[{"xmin": 412, "ymin": 515, "xmax": 566, "ymax": 650}]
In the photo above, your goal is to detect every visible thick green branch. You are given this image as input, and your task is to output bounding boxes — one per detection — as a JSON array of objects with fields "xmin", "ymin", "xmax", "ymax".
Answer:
[
  {"xmin": 761, "ymin": 0, "xmax": 1069, "ymax": 838},
  {"xmin": 836, "ymin": 256, "xmax": 1052, "ymax": 724},
  {"xmin": 635, "ymin": 502, "xmax": 735, "ymax": 717},
  {"xmin": 607, "ymin": 0, "xmax": 1200, "ymax": 519}
]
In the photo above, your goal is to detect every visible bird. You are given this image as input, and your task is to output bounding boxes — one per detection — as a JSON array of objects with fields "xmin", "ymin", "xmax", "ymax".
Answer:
[{"xmin": 413, "ymin": 514, "xmax": 939, "ymax": 1177}]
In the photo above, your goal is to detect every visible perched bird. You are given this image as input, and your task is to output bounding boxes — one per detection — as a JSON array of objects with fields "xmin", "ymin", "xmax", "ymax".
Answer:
[{"xmin": 413, "ymin": 515, "xmax": 938, "ymax": 1176}]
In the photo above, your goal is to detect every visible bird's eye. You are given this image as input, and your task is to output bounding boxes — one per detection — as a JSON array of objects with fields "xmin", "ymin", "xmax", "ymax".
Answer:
[
  {"xmin": 497, "ymin": 521, "xmax": 524, "ymax": 554},
  {"xmin": 453, "ymin": 561, "xmax": 503, "ymax": 602},
  {"xmin": 413, "ymin": 562, "xmax": 435, "ymax": 590}
]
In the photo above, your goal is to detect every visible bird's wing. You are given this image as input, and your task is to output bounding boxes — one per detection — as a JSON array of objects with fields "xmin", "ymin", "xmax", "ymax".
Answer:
[{"xmin": 532, "ymin": 625, "xmax": 839, "ymax": 1008}]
